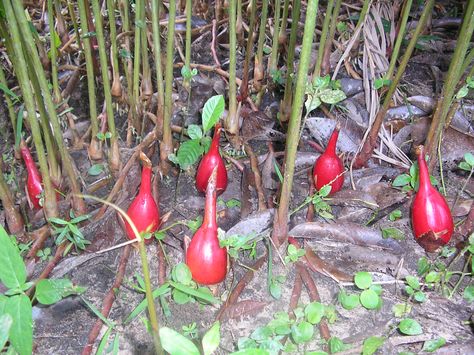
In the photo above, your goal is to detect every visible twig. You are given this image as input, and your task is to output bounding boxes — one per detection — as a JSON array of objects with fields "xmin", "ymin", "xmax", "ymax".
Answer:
[
  {"xmin": 244, "ymin": 143, "xmax": 267, "ymax": 211},
  {"xmin": 81, "ymin": 246, "xmax": 132, "ymax": 355},
  {"xmin": 211, "ymin": 19, "xmax": 221, "ymax": 67}
]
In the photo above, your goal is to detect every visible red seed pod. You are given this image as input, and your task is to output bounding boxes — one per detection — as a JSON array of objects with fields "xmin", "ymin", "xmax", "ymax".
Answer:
[
  {"xmin": 411, "ymin": 146, "xmax": 454, "ymax": 252},
  {"xmin": 124, "ymin": 152, "xmax": 160, "ymax": 244},
  {"xmin": 312, "ymin": 123, "xmax": 344, "ymax": 194},
  {"xmin": 20, "ymin": 140, "xmax": 44, "ymax": 209},
  {"xmin": 195, "ymin": 123, "xmax": 228, "ymax": 195},
  {"xmin": 186, "ymin": 167, "xmax": 227, "ymax": 285}
]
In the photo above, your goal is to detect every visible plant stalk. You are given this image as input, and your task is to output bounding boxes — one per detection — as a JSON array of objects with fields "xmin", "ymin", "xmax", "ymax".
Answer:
[
  {"xmin": 0, "ymin": 157, "xmax": 24, "ymax": 235},
  {"xmin": 183, "ymin": 0, "xmax": 192, "ymax": 91},
  {"xmin": 321, "ymin": 0, "xmax": 342, "ymax": 76},
  {"xmin": 107, "ymin": 0, "xmax": 122, "ymax": 98},
  {"xmin": 151, "ymin": 0, "xmax": 165, "ymax": 134},
  {"xmin": 313, "ymin": 0, "xmax": 334, "ymax": 78},
  {"xmin": 268, "ymin": 0, "xmax": 282, "ymax": 75},
  {"xmin": 0, "ymin": 63, "xmax": 17, "ymax": 139},
  {"xmin": 238, "ymin": 0, "xmax": 256, "ymax": 102},
  {"xmin": 254, "ymin": 0, "xmax": 269, "ymax": 89},
  {"xmin": 278, "ymin": 0, "xmax": 290, "ymax": 46},
  {"xmin": 47, "ymin": 0, "xmax": 61, "ymax": 102},
  {"xmin": 226, "ymin": 0, "xmax": 238, "ymax": 135}
]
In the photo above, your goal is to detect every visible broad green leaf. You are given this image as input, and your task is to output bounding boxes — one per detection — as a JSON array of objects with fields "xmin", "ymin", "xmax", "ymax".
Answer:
[
  {"xmin": 362, "ymin": 336, "xmax": 385, "ymax": 355},
  {"xmin": 319, "ymin": 89, "xmax": 346, "ymax": 105},
  {"xmin": 354, "ymin": 271, "xmax": 372, "ymax": 289},
  {"xmin": 360, "ymin": 289, "xmax": 379, "ymax": 310},
  {"xmin": 36, "ymin": 279, "xmax": 85, "ymax": 305},
  {"xmin": 0, "ymin": 313, "xmax": 13, "ymax": 350},
  {"xmin": 173, "ymin": 289, "xmax": 192, "ymax": 304},
  {"xmin": 392, "ymin": 174, "xmax": 411, "ymax": 187},
  {"xmin": 463, "ymin": 285, "xmax": 474, "ymax": 302},
  {"xmin": 5, "ymin": 294, "xmax": 32, "ymax": 355},
  {"xmin": 202, "ymin": 95, "xmax": 225, "ymax": 133},
  {"xmin": 291, "ymin": 321, "xmax": 314, "ymax": 344},
  {"xmin": 168, "ymin": 281, "xmax": 219, "ymax": 304},
  {"xmin": 159, "ymin": 327, "xmax": 200, "ymax": 355},
  {"xmin": 425, "ymin": 271, "xmax": 439, "ymax": 283},
  {"xmin": 328, "ymin": 337, "xmax": 350, "ymax": 353},
  {"xmin": 398, "ymin": 318, "xmax": 422, "ymax": 335},
  {"xmin": 269, "ymin": 281, "xmax": 282, "ymax": 300},
  {"xmin": 388, "ymin": 209, "xmax": 402, "ymax": 221},
  {"xmin": 405, "ymin": 276, "xmax": 420, "ymax": 290},
  {"xmin": 88, "ymin": 164, "xmax": 104, "ymax": 176},
  {"xmin": 304, "ymin": 302, "xmax": 325, "ymax": 324},
  {"xmin": 187, "ymin": 124, "xmax": 203, "ymax": 140},
  {"xmin": 455, "ymin": 86, "xmax": 469, "ymax": 99},
  {"xmin": 414, "ymin": 291, "xmax": 426, "ymax": 303},
  {"xmin": 177, "ymin": 139, "xmax": 204, "ymax": 169},
  {"xmin": 459, "ymin": 161, "xmax": 472, "ymax": 171},
  {"xmin": 422, "ymin": 337, "xmax": 446, "ymax": 352},
  {"xmin": 0, "ymin": 226, "xmax": 26, "ymax": 289},
  {"xmin": 318, "ymin": 184, "xmax": 332, "ymax": 197},
  {"xmin": 250, "ymin": 326, "xmax": 273, "ymax": 341},
  {"xmin": 417, "ymin": 257, "xmax": 430, "ymax": 275},
  {"xmin": 305, "ymin": 95, "xmax": 321, "ymax": 113},
  {"xmin": 464, "ymin": 152, "xmax": 474, "ymax": 166},
  {"xmin": 392, "ymin": 303, "xmax": 411, "ymax": 317},
  {"xmin": 202, "ymin": 322, "xmax": 220, "ymax": 355},
  {"xmin": 172, "ymin": 263, "xmax": 193, "ymax": 285},
  {"xmin": 381, "ymin": 227, "xmax": 405, "ymax": 240},
  {"xmin": 338, "ymin": 290, "xmax": 360, "ymax": 310}
]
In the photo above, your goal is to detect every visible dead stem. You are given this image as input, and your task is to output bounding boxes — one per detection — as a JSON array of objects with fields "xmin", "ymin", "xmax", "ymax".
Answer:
[{"xmin": 244, "ymin": 143, "xmax": 267, "ymax": 211}]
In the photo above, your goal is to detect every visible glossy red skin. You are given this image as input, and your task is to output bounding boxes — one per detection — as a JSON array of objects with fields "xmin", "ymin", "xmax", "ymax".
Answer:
[
  {"xmin": 195, "ymin": 124, "xmax": 228, "ymax": 195},
  {"xmin": 312, "ymin": 127, "xmax": 344, "ymax": 194},
  {"xmin": 20, "ymin": 145, "xmax": 44, "ymax": 209},
  {"xmin": 125, "ymin": 165, "xmax": 160, "ymax": 244},
  {"xmin": 186, "ymin": 171, "xmax": 227, "ymax": 285},
  {"xmin": 411, "ymin": 148, "xmax": 453, "ymax": 247}
]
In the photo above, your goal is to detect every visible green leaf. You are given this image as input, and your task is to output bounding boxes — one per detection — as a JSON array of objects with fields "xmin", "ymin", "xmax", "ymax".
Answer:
[
  {"xmin": 0, "ymin": 225, "xmax": 27, "ymax": 289},
  {"xmin": 459, "ymin": 161, "xmax": 472, "ymax": 171},
  {"xmin": 374, "ymin": 78, "xmax": 391, "ymax": 89},
  {"xmin": 328, "ymin": 337, "xmax": 350, "ymax": 353},
  {"xmin": 304, "ymin": 302, "xmax": 325, "ymax": 324},
  {"xmin": 354, "ymin": 271, "xmax": 372, "ymax": 289},
  {"xmin": 48, "ymin": 217, "xmax": 69, "ymax": 225},
  {"xmin": 96, "ymin": 327, "xmax": 112, "ymax": 355},
  {"xmin": 5, "ymin": 294, "xmax": 32, "ymax": 355},
  {"xmin": 231, "ymin": 349, "xmax": 268, "ymax": 355},
  {"xmin": 159, "ymin": 327, "xmax": 200, "ymax": 355},
  {"xmin": 168, "ymin": 281, "xmax": 219, "ymax": 304},
  {"xmin": 362, "ymin": 336, "xmax": 385, "ymax": 355},
  {"xmin": 0, "ymin": 313, "xmax": 12, "ymax": 350},
  {"xmin": 425, "ymin": 271, "xmax": 440, "ymax": 283},
  {"xmin": 172, "ymin": 263, "xmax": 193, "ymax": 285},
  {"xmin": 291, "ymin": 321, "xmax": 314, "ymax": 344},
  {"xmin": 251, "ymin": 326, "xmax": 273, "ymax": 341},
  {"xmin": 319, "ymin": 89, "xmax": 346, "ymax": 105},
  {"xmin": 0, "ymin": 83, "xmax": 20, "ymax": 102},
  {"xmin": 463, "ymin": 285, "xmax": 474, "ymax": 302},
  {"xmin": 36, "ymin": 279, "xmax": 85, "ymax": 305},
  {"xmin": 338, "ymin": 290, "xmax": 360, "ymax": 310},
  {"xmin": 202, "ymin": 95, "xmax": 225, "ymax": 133},
  {"xmin": 464, "ymin": 152, "xmax": 474, "ymax": 167},
  {"xmin": 202, "ymin": 322, "xmax": 220, "ymax": 355},
  {"xmin": 318, "ymin": 184, "xmax": 332, "ymax": 197},
  {"xmin": 388, "ymin": 209, "xmax": 402, "ymax": 221},
  {"xmin": 392, "ymin": 303, "xmax": 411, "ymax": 317},
  {"xmin": 123, "ymin": 284, "xmax": 170, "ymax": 324},
  {"xmin": 413, "ymin": 291, "xmax": 426, "ymax": 303},
  {"xmin": 305, "ymin": 95, "xmax": 322, "ymax": 113},
  {"xmin": 417, "ymin": 257, "xmax": 430, "ymax": 275},
  {"xmin": 187, "ymin": 124, "xmax": 203, "ymax": 140},
  {"xmin": 269, "ymin": 281, "xmax": 282, "ymax": 300},
  {"xmin": 177, "ymin": 139, "xmax": 204, "ymax": 169},
  {"xmin": 172, "ymin": 289, "xmax": 192, "ymax": 304},
  {"xmin": 82, "ymin": 297, "xmax": 115, "ymax": 328},
  {"xmin": 422, "ymin": 337, "xmax": 446, "ymax": 352},
  {"xmin": 392, "ymin": 174, "xmax": 411, "ymax": 187},
  {"xmin": 405, "ymin": 276, "xmax": 420, "ymax": 290},
  {"xmin": 398, "ymin": 318, "xmax": 422, "ymax": 335},
  {"xmin": 381, "ymin": 227, "xmax": 405, "ymax": 240},
  {"xmin": 455, "ymin": 86, "xmax": 469, "ymax": 100},
  {"xmin": 88, "ymin": 164, "xmax": 104, "ymax": 176},
  {"xmin": 360, "ymin": 289, "xmax": 379, "ymax": 310}
]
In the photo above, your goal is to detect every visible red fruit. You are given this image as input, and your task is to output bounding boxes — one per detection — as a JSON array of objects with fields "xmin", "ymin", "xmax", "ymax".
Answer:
[
  {"xmin": 186, "ymin": 167, "xmax": 227, "ymax": 285},
  {"xmin": 20, "ymin": 140, "xmax": 44, "ymax": 209},
  {"xmin": 196, "ymin": 123, "xmax": 228, "ymax": 195},
  {"xmin": 312, "ymin": 123, "xmax": 344, "ymax": 194},
  {"xmin": 124, "ymin": 152, "xmax": 160, "ymax": 244},
  {"xmin": 411, "ymin": 146, "xmax": 454, "ymax": 252}
]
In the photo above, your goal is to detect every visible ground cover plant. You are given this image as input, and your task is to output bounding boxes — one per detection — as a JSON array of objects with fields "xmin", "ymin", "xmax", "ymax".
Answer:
[{"xmin": 0, "ymin": 0, "xmax": 473, "ymax": 354}]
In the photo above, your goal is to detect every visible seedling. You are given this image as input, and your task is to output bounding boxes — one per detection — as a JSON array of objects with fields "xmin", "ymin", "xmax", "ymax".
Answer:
[
  {"xmin": 49, "ymin": 210, "xmax": 91, "ymax": 255},
  {"xmin": 392, "ymin": 160, "xmax": 438, "ymax": 192}
]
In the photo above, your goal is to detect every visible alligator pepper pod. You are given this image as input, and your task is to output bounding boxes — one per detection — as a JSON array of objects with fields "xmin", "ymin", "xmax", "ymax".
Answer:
[{"xmin": 20, "ymin": 140, "xmax": 44, "ymax": 209}]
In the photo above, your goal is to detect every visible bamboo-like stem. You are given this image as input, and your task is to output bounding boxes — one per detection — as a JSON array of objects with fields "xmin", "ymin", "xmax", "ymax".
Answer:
[
  {"xmin": 268, "ymin": 0, "xmax": 281, "ymax": 75},
  {"xmin": 426, "ymin": 0, "xmax": 474, "ymax": 163},
  {"xmin": 321, "ymin": 0, "xmax": 342, "ymax": 76},
  {"xmin": 151, "ymin": 0, "xmax": 165, "ymax": 134},
  {"xmin": 3, "ymin": 0, "xmax": 58, "ymax": 218},
  {"xmin": 313, "ymin": 0, "xmax": 334, "ymax": 78},
  {"xmin": 0, "ymin": 63, "xmax": 17, "ymax": 139},
  {"xmin": 160, "ymin": 0, "xmax": 176, "ymax": 173},
  {"xmin": 254, "ymin": 0, "xmax": 269, "ymax": 89},
  {"xmin": 54, "ymin": 0, "xmax": 70, "ymax": 43},
  {"xmin": 78, "ymin": 0, "xmax": 102, "ymax": 160},
  {"xmin": 354, "ymin": 0, "xmax": 435, "ymax": 168},
  {"xmin": 11, "ymin": 0, "xmax": 87, "ymax": 214},
  {"xmin": 132, "ymin": 0, "xmax": 143, "ymax": 136},
  {"xmin": 0, "ymin": 157, "xmax": 24, "ymax": 235},
  {"xmin": 119, "ymin": 0, "xmax": 132, "ymax": 93},
  {"xmin": 238, "ymin": 0, "xmax": 256, "ymax": 102},
  {"xmin": 386, "ymin": 0, "xmax": 413, "ymax": 80},
  {"xmin": 107, "ymin": 0, "xmax": 122, "ymax": 98},
  {"xmin": 140, "ymin": 2, "xmax": 153, "ymax": 101},
  {"xmin": 236, "ymin": 0, "xmax": 243, "ymax": 44},
  {"xmin": 460, "ymin": 48, "xmax": 474, "ymax": 75},
  {"xmin": 67, "ymin": 1, "xmax": 82, "ymax": 50},
  {"xmin": 278, "ymin": 0, "xmax": 290, "ymax": 46},
  {"xmin": 279, "ymin": 0, "xmax": 301, "ymax": 122},
  {"xmin": 47, "ymin": 0, "xmax": 61, "ymax": 102},
  {"xmin": 90, "ymin": 0, "xmax": 121, "ymax": 171},
  {"xmin": 183, "ymin": 0, "xmax": 192, "ymax": 91},
  {"xmin": 226, "ymin": 0, "xmax": 238, "ymax": 135},
  {"xmin": 274, "ymin": 0, "xmax": 319, "ymax": 244}
]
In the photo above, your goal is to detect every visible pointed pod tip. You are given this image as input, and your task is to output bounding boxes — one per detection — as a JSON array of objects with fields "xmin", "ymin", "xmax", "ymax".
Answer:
[
  {"xmin": 415, "ymin": 145, "xmax": 424, "ymax": 157},
  {"xmin": 139, "ymin": 151, "xmax": 152, "ymax": 168}
]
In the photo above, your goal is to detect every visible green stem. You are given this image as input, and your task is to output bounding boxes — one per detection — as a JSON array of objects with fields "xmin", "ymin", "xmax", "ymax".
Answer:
[
  {"xmin": 279, "ymin": 0, "xmax": 301, "ymax": 122},
  {"xmin": 449, "ymin": 254, "xmax": 472, "ymax": 299},
  {"xmin": 151, "ymin": 0, "xmax": 165, "ymax": 131},
  {"xmin": 11, "ymin": 0, "xmax": 87, "ymax": 214},
  {"xmin": 160, "ymin": 0, "xmax": 176, "ymax": 171},
  {"xmin": 268, "ymin": 0, "xmax": 281, "ymax": 75},
  {"xmin": 278, "ymin": 0, "xmax": 290, "ymax": 45},
  {"xmin": 78, "ymin": 0, "xmax": 101, "ymax": 157},
  {"xmin": 3, "ymin": 0, "xmax": 58, "ymax": 217},
  {"xmin": 313, "ymin": 0, "xmax": 334, "ymax": 77},
  {"xmin": 0, "ymin": 63, "xmax": 17, "ymax": 140},
  {"xmin": 183, "ymin": 0, "xmax": 192, "ymax": 91},
  {"xmin": 133, "ymin": 0, "xmax": 143, "ymax": 104},
  {"xmin": 276, "ymin": 0, "xmax": 319, "ymax": 242},
  {"xmin": 140, "ymin": 1, "xmax": 153, "ymax": 102},
  {"xmin": 238, "ymin": 0, "xmax": 256, "ymax": 101},
  {"xmin": 47, "ymin": 0, "xmax": 61, "ymax": 102},
  {"xmin": 107, "ymin": 0, "xmax": 121, "ymax": 97},
  {"xmin": 254, "ymin": 0, "xmax": 269, "ymax": 85},
  {"xmin": 321, "ymin": 0, "xmax": 342, "ymax": 76},
  {"xmin": 226, "ymin": 0, "xmax": 238, "ymax": 134},
  {"xmin": 67, "ymin": 1, "xmax": 82, "ymax": 50},
  {"xmin": 119, "ymin": 0, "xmax": 132, "ymax": 98},
  {"xmin": 386, "ymin": 0, "xmax": 413, "ymax": 80},
  {"xmin": 90, "ymin": 0, "xmax": 120, "ymax": 170}
]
